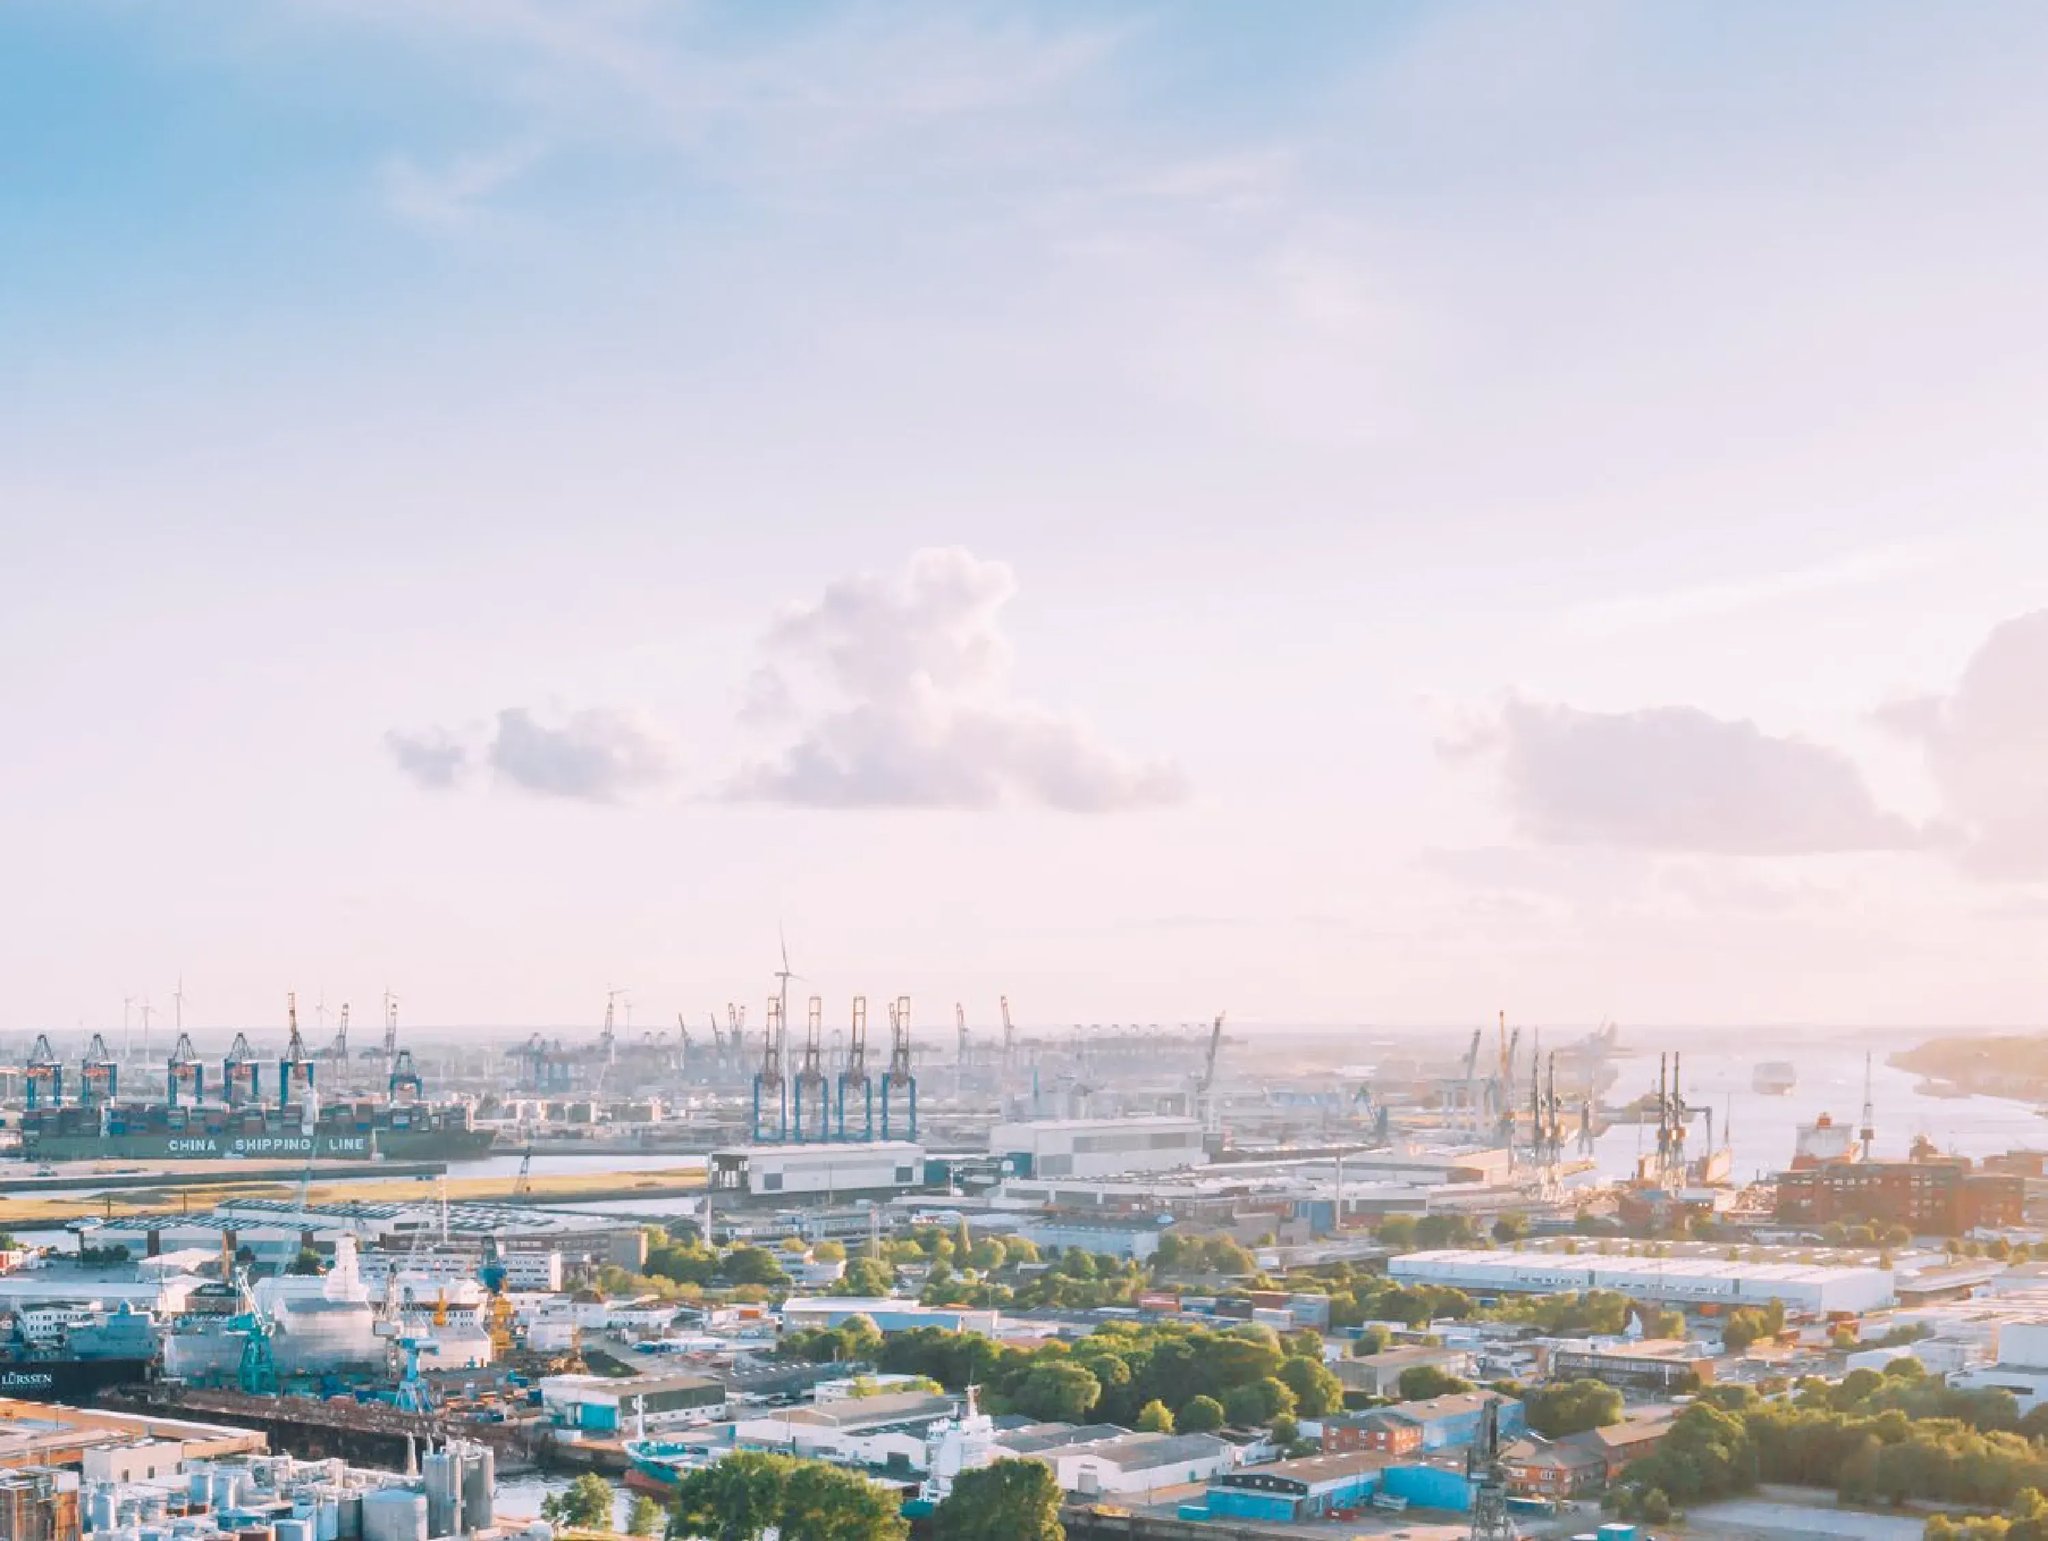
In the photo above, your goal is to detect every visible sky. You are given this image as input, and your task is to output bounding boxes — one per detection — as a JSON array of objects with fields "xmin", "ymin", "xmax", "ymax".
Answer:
[{"xmin": 6, "ymin": 1, "xmax": 2048, "ymax": 1038}]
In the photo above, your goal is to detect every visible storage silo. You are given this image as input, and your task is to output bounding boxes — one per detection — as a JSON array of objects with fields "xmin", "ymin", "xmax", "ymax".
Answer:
[
  {"xmin": 422, "ymin": 1453, "xmax": 456, "ymax": 1540},
  {"xmin": 458, "ymin": 1446, "xmax": 493, "ymax": 1532},
  {"xmin": 361, "ymin": 1491, "xmax": 427, "ymax": 1541}
]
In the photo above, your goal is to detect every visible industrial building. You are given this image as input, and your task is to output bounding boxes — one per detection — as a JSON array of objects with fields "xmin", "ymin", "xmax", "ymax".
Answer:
[
  {"xmin": 537, "ymin": 1373, "xmax": 726, "ymax": 1432},
  {"xmin": 1774, "ymin": 1157, "xmax": 2024, "ymax": 1235},
  {"xmin": 707, "ymin": 1142, "xmax": 924, "ymax": 1202},
  {"xmin": 733, "ymin": 1389, "xmax": 960, "ymax": 1471},
  {"xmin": 989, "ymin": 1117, "xmax": 1206, "ymax": 1180},
  {"xmin": 780, "ymin": 1297, "xmax": 1000, "ymax": 1336},
  {"xmin": 1388, "ymin": 1248, "xmax": 1896, "ymax": 1314},
  {"xmin": 1545, "ymin": 1339, "xmax": 1719, "ymax": 1393}
]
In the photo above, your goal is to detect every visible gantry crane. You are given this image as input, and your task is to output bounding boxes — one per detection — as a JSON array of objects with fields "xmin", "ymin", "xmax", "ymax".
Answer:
[
  {"xmin": 881, "ymin": 995, "xmax": 917, "ymax": 1142},
  {"xmin": 752, "ymin": 996, "xmax": 788, "ymax": 1143},
  {"xmin": 279, "ymin": 993, "xmax": 317, "ymax": 1111},
  {"xmin": 80, "ymin": 1033, "xmax": 118, "ymax": 1105},
  {"xmin": 25, "ymin": 1034, "xmax": 62, "ymax": 1109},
  {"xmin": 792, "ymin": 995, "xmax": 828, "ymax": 1141},
  {"xmin": 223, "ymin": 1033, "xmax": 261, "ymax": 1106},
  {"xmin": 835, "ymin": 996, "xmax": 873, "ymax": 1142},
  {"xmin": 168, "ymin": 1032, "xmax": 205, "ymax": 1106}
]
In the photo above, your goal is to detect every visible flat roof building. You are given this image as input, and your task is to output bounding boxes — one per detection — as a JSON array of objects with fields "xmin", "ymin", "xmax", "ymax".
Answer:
[
  {"xmin": 708, "ymin": 1142, "xmax": 925, "ymax": 1203},
  {"xmin": 1388, "ymin": 1248, "xmax": 1894, "ymax": 1314},
  {"xmin": 990, "ymin": 1118, "xmax": 1206, "ymax": 1181}
]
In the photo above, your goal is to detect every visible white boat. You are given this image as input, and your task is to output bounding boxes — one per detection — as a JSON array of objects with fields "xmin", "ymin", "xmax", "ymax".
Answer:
[{"xmin": 1753, "ymin": 1061, "xmax": 1797, "ymax": 1095}]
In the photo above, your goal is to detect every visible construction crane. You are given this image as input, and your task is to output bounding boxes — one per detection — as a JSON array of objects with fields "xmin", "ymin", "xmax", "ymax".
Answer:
[
  {"xmin": 753, "ymin": 996, "xmax": 788, "ymax": 1143},
  {"xmin": 25, "ymin": 1034, "xmax": 62, "ymax": 1109},
  {"xmin": 168, "ymin": 1032, "xmax": 205, "ymax": 1106},
  {"xmin": 223, "ymin": 1033, "xmax": 261, "ymax": 1106},
  {"xmin": 793, "ymin": 996, "xmax": 828, "ymax": 1141},
  {"xmin": 279, "ymin": 993, "xmax": 317, "ymax": 1111},
  {"xmin": 80, "ymin": 1033, "xmax": 118, "ymax": 1106},
  {"xmin": 835, "ymin": 996, "xmax": 873, "ymax": 1142},
  {"xmin": 881, "ymin": 995, "xmax": 917, "ymax": 1143}
]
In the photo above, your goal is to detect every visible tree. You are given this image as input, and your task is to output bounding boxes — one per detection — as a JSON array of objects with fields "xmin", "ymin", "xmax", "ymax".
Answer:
[
  {"xmin": 1277, "ymin": 1356, "xmax": 1344, "ymax": 1417},
  {"xmin": 836, "ymin": 1314, "xmax": 884, "ymax": 1364},
  {"xmin": 777, "ymin": 1460, "xmax": 908, "ymax": 1541},
  {"xmin": 1375, "ymin": 1215, "xmax": 1418, "ymax": 1249},
  {"xmin": 1415, "ymin": 1214, "xmax": 1478, "ymax": 1250},
  {"xmin": 1009, "ymin": 1362, "xmax": 1102, "ymax": 1423},
  {"xmin": 1398, "ymin": 1365, "xmax": 1474, "ymax": 1402},
  {"xmin": 626, "ymin": 1495, "xmax": 663, "ymax": 1536},
  {"xmin": 1524, "ymin": 1379, "xmax": 1624, "ymax": 1438},
  {"xmin": 1492, "ymin": 1213, "xmax": 1529, "ymax": 1244},
  {"xmin": 834, "ymin": 1258, "xmax": 896, "ymax": 1297},
  {"xmin": 672, "ymin": 1452, "xmax": 789, "ymax": 1541},
  {"xmin": 542, "ymin": 1474, "xmax": 614, "ymax": 1530},
  {"xmin": 1351, "ymin": 1326, "xmax": 1391, "ymax": 1357},
  {"xmin": 1135, "ymin": 1399, "xmax": 1174, "ymax": 1433},
  {"xmin": 1223, "ymin": 1377, "xmax": 1296, "ymax": 1428},
  {"xmin": 933, "ymin": 1459, "xmax": 1064, "ymax": 1541},
  {"xmin": 1723, "ymin": 1307, "xmax": 1776, "ymax": 1353},
  {"xmin": 287, "ymin": 1246, "xmax": 325, "ymax": 1276},
  {"xmin": 1179, "ymin": 1395, "xmax": 1226, "ymax": 1432},
  {"xmin": 720, "ymin": 1246, "xmax": 789, "ymax": 1288}
]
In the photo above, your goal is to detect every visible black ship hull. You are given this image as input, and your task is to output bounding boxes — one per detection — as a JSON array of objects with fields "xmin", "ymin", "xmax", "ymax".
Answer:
[{"xmin": 0, "ymin": 1356, "xmax": 153, "ymax": 1402}]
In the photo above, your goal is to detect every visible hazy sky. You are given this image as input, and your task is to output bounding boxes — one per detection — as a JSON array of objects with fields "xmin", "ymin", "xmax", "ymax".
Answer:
[{"xmin": 7, "ymin": 2, "xmax": 2048, "ymax": 1036}]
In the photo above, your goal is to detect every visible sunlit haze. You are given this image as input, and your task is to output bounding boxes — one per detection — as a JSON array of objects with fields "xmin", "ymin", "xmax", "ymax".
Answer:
[{"xmin": 8, "ymin": 2, "xmax": 2048, "ymax": 1033}]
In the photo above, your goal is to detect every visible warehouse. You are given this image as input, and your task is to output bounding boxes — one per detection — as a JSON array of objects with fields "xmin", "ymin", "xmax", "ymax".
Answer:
[
  {"xmin": 989, "ymin": 1117, "xmax": 1206, "ymax": 1180},
  {"xmin": 1388, "ymin": 1249, "xmax": 1894, "ymax": 1314},
  {"xmin": 707, "ymin": 1142, "xmax": 925, "ymax": 1202},
  {"xmin": 780, "ymin": 1297, "xmax": 1000, "ymax": 1336}
]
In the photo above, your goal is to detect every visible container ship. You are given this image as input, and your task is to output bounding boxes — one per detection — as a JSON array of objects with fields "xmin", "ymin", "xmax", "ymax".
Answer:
[
  {"xmin": 19, "ymin": 1096, "xmax": 492, "ymax": 1162},
  {"xmin": 12, "ymin": 1003, "xmax": 491, "ymax": 1163}
]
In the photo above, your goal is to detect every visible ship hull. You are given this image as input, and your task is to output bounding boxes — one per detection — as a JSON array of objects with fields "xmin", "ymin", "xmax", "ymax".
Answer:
[
  {"xmin": 0, "ymin": 1357, "xmax": 152, "ymax": 1402},
  {"xmin": 19, "ymin": 1130, "xmax": 495, "ymax": 1162}
]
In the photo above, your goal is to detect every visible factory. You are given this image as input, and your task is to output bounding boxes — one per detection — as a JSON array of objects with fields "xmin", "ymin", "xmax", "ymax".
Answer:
[
  {"xmin": 988, "ymin": 1117, "xmax": 1206, "ymax": 1180},
  {"xmin": 706, "ymin": 1142, "xmax": 924, "ymax": 1202},
  {"xmin": 1388, "ymin": 1248, "xmax": 1896, "ymax": 1314}
]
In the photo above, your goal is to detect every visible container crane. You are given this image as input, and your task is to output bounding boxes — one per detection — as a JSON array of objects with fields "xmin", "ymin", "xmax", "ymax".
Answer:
[
  {"xmin": 80, "ymin": 1033, "xmax": 118, "ymax": 1105},
  {"xmin": 792, "ymin": 995, "xmax": 829, "ymax": 1141},
  {"xmin": 1458, "ymin": 1028, "xmax": 1483, "ymax": 1137},
  {"xmin": 389, "ymin": 1048, "xmax": 424, "ymax": 1103},
  {"xmin": 25, "ymin": 1033, "xmax": 62, "ymax": 1109},
  {"xmin": 279, "ymin": 992, "xmax": 317, "ymax": 1110},
  {"xmin": 223, "ymin": 1033, "xmax": 261, "ymax": 1106},
  {"xmin": 835, "ymin": 996, "xmax": 873, "ymax": 1142},
  {"xmin": 752, "ymin": 997, "xmax": 788, "ymax": 1143},
  {"xmin": 881, "ymin": 995, "xmax": 917, "ymax": 1143},
  {"xmin": 168, "ymin": 1032, "xmax": 205, "ymax": 1106},
  {"xmin": 1196, "ymin": 1012, "xmax": 1226, "ymax": 1137},
  {"xmin": 323, "ymin": 1003, "xmax": 350, "ymax": 1060}
]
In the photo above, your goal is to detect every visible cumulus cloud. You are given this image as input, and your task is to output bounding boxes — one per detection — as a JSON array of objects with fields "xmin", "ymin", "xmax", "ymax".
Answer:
[
  {"xmin": 383, "ymin": 729, "xmax": 470, "ymax": 790},
  {"xmin": 726, "ymin": 548, "xmax": 1185, "ymax": 811},
  {"xmin": 1879, "ymin": 609, "xmax": 2048, "ymax": 878},
  {"xmin": 1456, "ymin": 697, "xmax": 1921, "ymax": 855},
  {"xmin": 385, "ymin": 709, "xmax": 678, "ymax": 804}
]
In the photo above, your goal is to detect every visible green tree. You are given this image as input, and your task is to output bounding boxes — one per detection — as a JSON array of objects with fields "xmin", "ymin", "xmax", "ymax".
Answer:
[
  {"xmin": 835, "ymin": 1314, "xmax": 884, "ymax": 1364},
  {"xmin": 1524, "ymin": 1379, "xmax": 1624, "ymax": 1438},
  {"xmin": 777, "ymin": 1460, "xmax": 908, "ymax": 1541},
  {"xmin": 671, "ymin": 1452, "xmax": 790, "ymax": 1541},
  {"xmin": 834, "ymin": 1258, "xmax": 896, "ymax": 1297},
  {"xmin": 287, "ymin": 1246, "xmax": 325, "ymax": 1276},
  {"xmin": 1223, "ymin": 1377, "xmax": 1296, "ymax": 1427},
  {"xmin": 1135, "ymin": 1399, "xmax": 1174, "ymax": 1433},
  {"xmin": 626, "ymin": 1495, "xmax": 663, "ymax": 1536},
  {"xmin": 720, "ymin": 1246, "xmax": 789, "ymax": 1288},
  {"xmin": 1398, "ymin": 1365, "xmax": 1474, "ymax": 1402},
  {"xmin": 933, "ymin": 1459, "xmax": 1064, "ymax": 1541},
  {"xmin": 1178, "ymin": 1395, "xmax": 1226, "ymax": 1432},
  {"xmin": 1375, "ymin": 1215, "xmax": 1418, "ymax": 1249},
  {"xmin": 1010, "ymin": 1361, "xmax": 1103, "ymax": 1423},
  {"xmin": 1277, "ymin": 1356, "xmax": 1344, "ymax": 1417},
  {"xmin": 541, "ymin": 1474, "xmax": 615, "ymax": 1530},
  {"xmin": 1351, "ymin": 1326, "xmax": 1391, "ymax": 1357}
]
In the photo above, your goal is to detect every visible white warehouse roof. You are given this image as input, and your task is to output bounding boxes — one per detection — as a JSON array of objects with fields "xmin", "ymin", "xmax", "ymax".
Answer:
[{"xmin": 1388, "ymin": 1248, "xmax": 1894, "ymax": 1314}]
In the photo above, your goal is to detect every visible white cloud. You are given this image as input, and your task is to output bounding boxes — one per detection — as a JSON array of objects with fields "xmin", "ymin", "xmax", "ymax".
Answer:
[
  {"xmin": 379, "ymin": 141, "xmax": 544, "ymax": 232},
  {"xmin": 1455, "ymin": 697, "xmax": 1922, "ymax": 855},
  {"xmin": 727, "ymin": 547, "xmax": 1185, "ymax": 812},
  {"xmin": 383, "ymin": 728, "xmax": 469, "ymax": 789},
  {"xmin": 1880, "ymin": 608, "xmax": 2048, "ymax": 878}
]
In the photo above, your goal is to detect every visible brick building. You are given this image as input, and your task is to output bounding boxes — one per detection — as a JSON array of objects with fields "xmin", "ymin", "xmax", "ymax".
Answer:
[{"xmin": 1774, "ymin": 1157, "xmax": 2024, "ymax": 1236}]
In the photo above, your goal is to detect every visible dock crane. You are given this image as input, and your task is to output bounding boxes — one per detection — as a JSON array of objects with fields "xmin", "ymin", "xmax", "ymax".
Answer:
[
  {"xmin": 1458, "ymin": 1029, "xmax": 1483, "ymax": 1137},
  {"xmin": 727, "ymin": 1003, "xmax": 748, "ymax": 1074},
  {"xmin": 752, "ymin": 997, "xmax": 789, "ymax": 1143},
  {"xmin": 223, "ymin": 1033, "xmax": 261, "ymax": 1106},
  {"xmin": 359, "ymin": 991, "xmax": 399, "ymax": 1073},
  {"xmin": 279, "ymin": 993, "xmax": 317, "ymax": 1111},
  {"xmin": 708, "ymin": 1010, "xmax": 727, "ymax": 1074},
  {"xmin": 389, "ymin": 1048, "xmax": 423, "ymax": 1103},
  {"xmin": 25, "ymin": 1034, "xmax": 62, "ymax": 1109},
  {"xmin": 168, "ymin": 1033, "xmax": 205, "ymax": 1106},
  {"xmin": 1000, "ymin": 995, "xmax": 1015, "ymax": 1079},
  {"xmin": 956, "ymin": 1003, "xmax": 969, "ymax": 1100},
  {"xmin": 1465, "ymin": 1397, "xmax": 1515, "ymax": 1540},
  {"xmin": 792, "ymin": 996, "xmax": 829, "ymax": 1141},
  {"xmin": 835, "ymin": 996, "xmax": 873, "ymax": 1142},
  {"xmin": 80, "ymin": 1033, "xmax": 118, "ymax": 1105},
  {"xmin": 881, "ymin": 995, "xmax": 917, "ymax": 1143}
]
